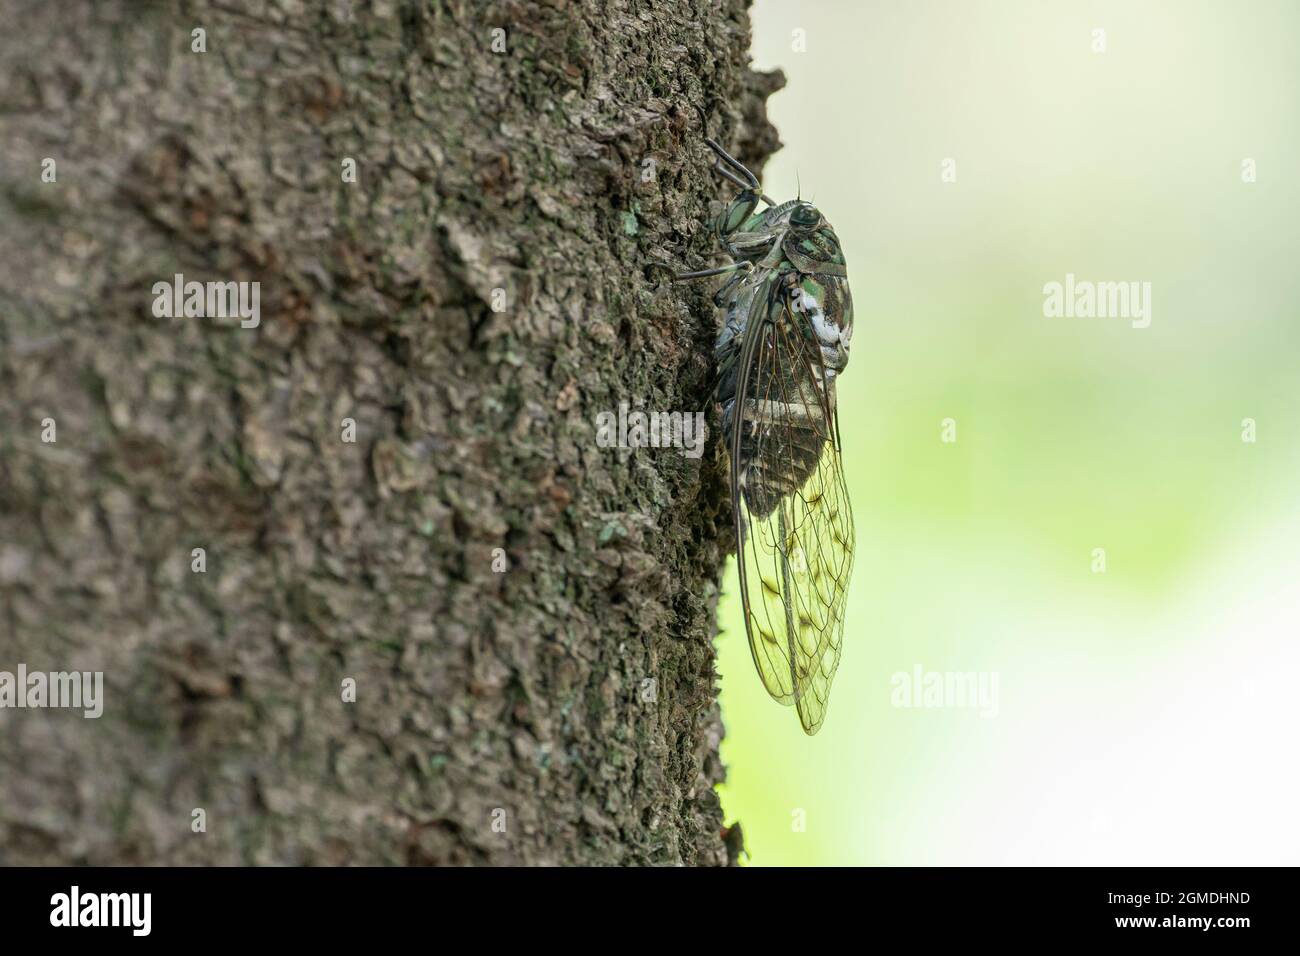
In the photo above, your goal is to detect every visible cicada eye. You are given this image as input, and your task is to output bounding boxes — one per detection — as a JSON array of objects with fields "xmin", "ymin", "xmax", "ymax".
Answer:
[{"xmin": 789, "ymin": 203, "xmax": 820, "ymax": 229}]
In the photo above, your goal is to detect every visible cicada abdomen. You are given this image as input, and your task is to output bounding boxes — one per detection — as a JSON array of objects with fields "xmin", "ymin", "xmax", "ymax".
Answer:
[{"xmin": 727, "ymin": 270, "xmax": 852, "ymax": 522}]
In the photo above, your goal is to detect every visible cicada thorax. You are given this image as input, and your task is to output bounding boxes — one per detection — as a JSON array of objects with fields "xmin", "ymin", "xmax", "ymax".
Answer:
[
  {"xmin": 782, "ymin": 217, "xmax": 848, "ymax": 269},
  {"xmin": 718, "ymin": 199, "xmax": 811, "ymax": 263}
]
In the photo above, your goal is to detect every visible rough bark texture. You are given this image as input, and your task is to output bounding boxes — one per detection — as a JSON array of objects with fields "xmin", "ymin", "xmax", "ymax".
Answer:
[{"xmin": 0, "ymin": 0, "xmax": 782, "ymax": 864}]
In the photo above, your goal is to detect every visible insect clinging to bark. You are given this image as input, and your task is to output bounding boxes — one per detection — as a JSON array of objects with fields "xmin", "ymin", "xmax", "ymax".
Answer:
[{"xmin": 673, "ymin": 137, "xmax": 855, "ymax": 735}]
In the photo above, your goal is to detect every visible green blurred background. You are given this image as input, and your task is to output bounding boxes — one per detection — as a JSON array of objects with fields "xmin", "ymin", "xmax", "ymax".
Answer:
[{"xmin": 716, "ymin": 0, "xmax": 1300, "ymax": 865}]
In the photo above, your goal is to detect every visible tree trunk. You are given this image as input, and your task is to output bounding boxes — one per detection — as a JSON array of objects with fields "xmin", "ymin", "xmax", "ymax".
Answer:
[{"xmin": 0, "ymin": 0, "xmax": 782, "ymax": 865}]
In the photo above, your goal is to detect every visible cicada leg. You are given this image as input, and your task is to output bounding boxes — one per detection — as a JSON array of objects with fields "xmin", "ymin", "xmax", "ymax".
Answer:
[
  {"xmin": 647, "ymin": 138, "xmax": 768, "ymax": 287},
  {"xmin": 705, "ymin": 138, "xmax": 759, "ymax": 188},
  {"xmin": 706, "ymin": 137, "xmax": 775, "ymax": 206},
  {"xmin": 673, "ymin": 260, "xmax": 753, "ymax": 306},
  {"xmin": 714, "ymin": 188, "xmax": 761, "ymax": 247}
]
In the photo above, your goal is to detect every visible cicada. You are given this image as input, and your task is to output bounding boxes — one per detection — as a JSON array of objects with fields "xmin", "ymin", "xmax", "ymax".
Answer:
[{"xmin": 675, "ymin": 138, "xmax": 855, "ymax": 735}]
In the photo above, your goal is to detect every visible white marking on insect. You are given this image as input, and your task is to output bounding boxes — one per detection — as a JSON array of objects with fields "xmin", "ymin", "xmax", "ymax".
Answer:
[{"xmin": 791, "ymin": 288, "xmax": 843, "ymax": 347}]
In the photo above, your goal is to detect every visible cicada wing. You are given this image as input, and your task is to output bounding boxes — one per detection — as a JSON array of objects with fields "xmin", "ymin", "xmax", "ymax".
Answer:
[{"xmin": 729, "ymin": 278, "xmax": 854, "ymax": 735}]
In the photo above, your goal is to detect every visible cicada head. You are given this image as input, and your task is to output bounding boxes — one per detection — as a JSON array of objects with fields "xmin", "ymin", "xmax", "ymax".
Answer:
[
  {"xmin": 782, "ymin": 202, "xmax": 847, "ymax": 271},
  {"xmin": 788, "ymin": 201, "xmax": 822, "ymax": 232}
]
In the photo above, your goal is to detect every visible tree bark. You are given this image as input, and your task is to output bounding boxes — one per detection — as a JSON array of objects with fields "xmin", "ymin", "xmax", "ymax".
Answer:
[{"xmin": 0, "ymin": 0, "xmax": 782, "ymax": 865}]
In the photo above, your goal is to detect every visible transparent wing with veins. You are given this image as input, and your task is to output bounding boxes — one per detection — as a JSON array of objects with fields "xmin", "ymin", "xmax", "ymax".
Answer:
[{"xmin": 730, "ymin": 277, "xmax": 854, "ymax": 735}]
